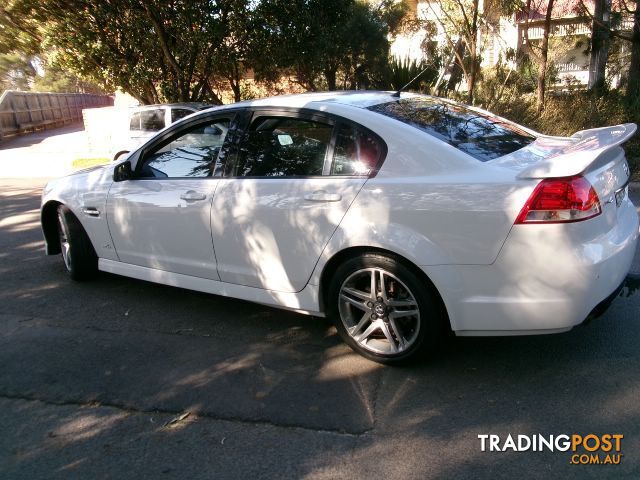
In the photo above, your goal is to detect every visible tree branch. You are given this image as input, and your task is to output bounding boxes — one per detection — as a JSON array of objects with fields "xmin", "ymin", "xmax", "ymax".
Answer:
[{"xmin": 141, "ymin": 3, "xmax": 182, "ymax": 77}]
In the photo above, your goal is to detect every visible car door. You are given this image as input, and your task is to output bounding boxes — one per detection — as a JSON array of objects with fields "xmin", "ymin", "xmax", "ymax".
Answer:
[
  {"xmin": 106, "ymin": 113, "xmax": 237, "ymax": 280},
  {"xmin": 211, "ymin": 110, "xmax": 386, "ymax": 292}
]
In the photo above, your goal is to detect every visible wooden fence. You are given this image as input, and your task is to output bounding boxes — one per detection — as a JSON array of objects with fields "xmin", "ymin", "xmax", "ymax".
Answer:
[{"xmin": 0, "ymin": 90, "xmax": 113, "ymax": 142}]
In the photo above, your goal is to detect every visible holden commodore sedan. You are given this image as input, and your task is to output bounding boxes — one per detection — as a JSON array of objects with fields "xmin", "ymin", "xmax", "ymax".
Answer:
[{"xmin": 41, "ymin": 91, "xmax": 639, "ymax": 363}]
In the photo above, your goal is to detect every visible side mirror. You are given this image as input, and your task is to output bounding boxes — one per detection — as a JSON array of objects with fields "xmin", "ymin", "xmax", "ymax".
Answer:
[{"xmin": 114, "ymin": 161, "xmax": 133, "ymax": 182}]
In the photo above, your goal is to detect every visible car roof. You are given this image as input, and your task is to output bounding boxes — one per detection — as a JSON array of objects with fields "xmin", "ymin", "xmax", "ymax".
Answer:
[
  {"xmin": 202, "ymin": 91, "xmax": 414, "ymax": 113},
  {"xmin": 131, "ymin": 102, "xmax": 209, "ymax": 110}
]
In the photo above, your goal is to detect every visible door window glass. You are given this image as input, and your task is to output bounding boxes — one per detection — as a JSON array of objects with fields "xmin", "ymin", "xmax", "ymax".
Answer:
[
  {"xmin": 140, "ymin": 119, "xmax": 231, "ymax": 178},
  {"xmin": 233, "ymin": 117, "xmax": 332, "ymax": 177},
  {"xmin": 331, "ymin": 123, "xmax": 384, "ymax": 176}
]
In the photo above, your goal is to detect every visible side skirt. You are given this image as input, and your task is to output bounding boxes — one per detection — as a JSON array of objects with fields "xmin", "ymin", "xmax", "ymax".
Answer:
[
  {"xmin": 98, "ymin": 259, "xmax": 323, "ymax": 317},
  {"xmin": 455, "ymin": 327, "xmax": 572, "ymax": 337}
]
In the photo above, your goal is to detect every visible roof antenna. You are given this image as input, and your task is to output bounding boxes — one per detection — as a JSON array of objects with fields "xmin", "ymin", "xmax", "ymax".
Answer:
[{"xmin": 392, "ymin": 64, "xmax": 433, "ymax": 98}]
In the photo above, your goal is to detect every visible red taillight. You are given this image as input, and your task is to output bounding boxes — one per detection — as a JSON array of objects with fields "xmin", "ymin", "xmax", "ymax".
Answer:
[{"xmin": 515, "ymin": 175, "xmax": 601, "ymax": 224}]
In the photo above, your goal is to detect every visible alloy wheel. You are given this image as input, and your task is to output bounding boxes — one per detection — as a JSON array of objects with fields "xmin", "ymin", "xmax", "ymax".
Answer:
[
  {"xmin": 338, "ymin": 267, "xmax": 421, "ymax": 355},
  {"xmin": 58, "ymin": 213, "xmax": 71, "ymax": 271}
]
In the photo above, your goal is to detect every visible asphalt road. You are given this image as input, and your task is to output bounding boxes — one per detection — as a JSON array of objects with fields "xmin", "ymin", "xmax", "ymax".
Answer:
[{"xmin": 1, "ymin": 176, "xmax": 639, "ymax": 480}]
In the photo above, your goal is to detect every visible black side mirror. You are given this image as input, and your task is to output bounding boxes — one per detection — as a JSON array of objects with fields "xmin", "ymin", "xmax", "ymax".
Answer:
[{"xmin": 114, "ymin": 161, "xmax": 133, "ymax": 182}]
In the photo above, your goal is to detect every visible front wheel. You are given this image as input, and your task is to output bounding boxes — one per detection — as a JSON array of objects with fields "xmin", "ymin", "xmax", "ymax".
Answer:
[
  {"xmin": 57, "ymin": 205, "xmax": 98, "ymax": 281},
  {"xmin": 327, "ymin": 253, "xmax": 443, "ymax": 364}
]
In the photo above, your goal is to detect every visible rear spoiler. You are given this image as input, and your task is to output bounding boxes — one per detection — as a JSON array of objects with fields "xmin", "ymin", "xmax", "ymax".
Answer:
[{"xmin": 517, "ymin": 123, "xmax": 637, "ymax": 179}]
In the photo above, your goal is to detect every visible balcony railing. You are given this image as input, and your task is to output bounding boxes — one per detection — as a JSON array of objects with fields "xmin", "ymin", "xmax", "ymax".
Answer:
[{"xmin": 556, "ymin": 63, "xmax": 588, "ymax": 72}]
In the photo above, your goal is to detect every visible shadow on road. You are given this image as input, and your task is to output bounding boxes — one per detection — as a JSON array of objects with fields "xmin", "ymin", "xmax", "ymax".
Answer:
[{"xmin": 1, "ymin": 179, "xmax": 639, "ymax": 479}]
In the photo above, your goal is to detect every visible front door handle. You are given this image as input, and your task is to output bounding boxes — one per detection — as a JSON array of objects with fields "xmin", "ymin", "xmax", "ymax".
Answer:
[
  {"xmin": 82, "ymin": 207, "xmax": 100, "ymax": 217},
  {"xmin": 180, "ymin": 190, "xmax": 207, "ymax": 202},
  {"xmin": 304, "ymin": 190, "xmax": 342, "ymax": 202}
]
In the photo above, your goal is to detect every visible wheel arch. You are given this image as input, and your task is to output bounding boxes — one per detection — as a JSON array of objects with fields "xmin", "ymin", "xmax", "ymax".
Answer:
[
  {"xmin": 318, "ymin": 246, "xmax": 451, "ymax": 331},
  {"xmin": 41, "ymin": 200, "xmax": 62, "ymax": 255}
]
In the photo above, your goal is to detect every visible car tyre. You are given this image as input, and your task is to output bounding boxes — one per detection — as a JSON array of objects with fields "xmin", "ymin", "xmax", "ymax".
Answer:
[
  {"xmin": 57, "ymin": 205, "xmax": 98, "ymax": 281},
  {"xmin": 328, "ymin": 253, "xmax": 443, "ymax": 364}
]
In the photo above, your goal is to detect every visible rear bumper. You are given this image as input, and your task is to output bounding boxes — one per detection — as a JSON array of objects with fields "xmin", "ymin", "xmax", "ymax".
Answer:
[
  {"xmin": 425, "ymin": 200, "xmax": 639, "ymax": 336},
  {"xmin": 581, "ymin": 277, "xmax": 626, "ymax": 325}
]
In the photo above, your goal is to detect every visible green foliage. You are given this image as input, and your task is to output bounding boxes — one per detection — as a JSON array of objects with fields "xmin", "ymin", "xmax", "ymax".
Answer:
[
  {"xmin": 2, "ymin": 0, "xmax": 407, "ymax": 102},
  {"xmin": 254, "ymin": 0, "xmax": 404, "ymax": 91},
  {"xmin": 41, "ymin": 0, "xmax": 234, "ymax": 104},
  {"xmin": 474, "ymin": 71, "xmax": 640, "ymax": 179},
  {"xmin": 31, "ymin": 61, "xmax": 104, "ymax": 93},
  {"xmin": 0, "ymin": 53, "xmax": 36, "ymax": 90},
  {"xmin": 384, "ymin": 56, "xmax": 439, "ymax": 92},
  {"xmin": 0, "ymin": 0, "xmax": 43, "ymax": 57}
]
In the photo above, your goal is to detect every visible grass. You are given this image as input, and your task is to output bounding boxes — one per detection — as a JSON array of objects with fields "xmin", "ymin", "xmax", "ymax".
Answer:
[{"xmin": 72, "ymin": 157, "xmax": 110, "ymax": 169}]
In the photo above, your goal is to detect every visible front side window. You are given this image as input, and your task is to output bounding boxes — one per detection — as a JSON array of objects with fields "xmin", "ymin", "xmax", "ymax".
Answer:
[
  {"xmin": 139, "ymin": 119, "xmax": 231, "ymax": 178},
  {"xmin": 232, "ymin": 117, "xmax": 332, "ymax": 177},
  {"xmin": 331, "ymin": 123, "xmax": 384, "ymax": 176},
  {"xmin": 367, "ymin": 97, "xmax": 535, "ymax": 162}
]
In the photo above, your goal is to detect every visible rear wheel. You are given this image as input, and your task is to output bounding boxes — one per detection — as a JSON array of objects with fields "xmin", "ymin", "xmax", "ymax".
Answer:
[
  {"xmin": 57, "ymin": 205, "xmax": 98, "ymax": 281},
  {"xmin": 327, "ymin": 253, "xmax": 443, "ymax": 364}
]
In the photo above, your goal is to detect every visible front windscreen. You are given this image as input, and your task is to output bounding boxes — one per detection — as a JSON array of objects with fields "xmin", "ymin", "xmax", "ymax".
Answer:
[{"xmin": 367, "ymin": 97, "xmax": 535, "ymax": 162}]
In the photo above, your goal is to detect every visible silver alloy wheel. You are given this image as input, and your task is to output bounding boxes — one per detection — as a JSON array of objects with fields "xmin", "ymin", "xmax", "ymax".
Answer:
[
  {"xmin": 338, "ymin": 268, "xmax": 421, "ymax": 355},
  {"xmin": 57, "ymin": 213, "xmax": 71, "ymax": 271}
]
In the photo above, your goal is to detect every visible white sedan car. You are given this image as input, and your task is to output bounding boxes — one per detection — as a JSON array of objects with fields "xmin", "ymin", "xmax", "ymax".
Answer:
[{"xmin": 41, "ymin": 92, "xmax": 639, "ymax": 363}]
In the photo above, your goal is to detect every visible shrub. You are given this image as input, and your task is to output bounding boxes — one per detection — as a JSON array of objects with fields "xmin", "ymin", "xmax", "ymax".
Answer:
[{"xmin": 474, "ymin": 75, "xmax": 640, "ymax": 180}]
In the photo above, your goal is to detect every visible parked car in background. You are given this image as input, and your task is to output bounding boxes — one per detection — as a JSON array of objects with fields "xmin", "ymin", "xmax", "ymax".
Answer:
[
  {"xmin": 112, "ymin": 103, "xmax": 211, "ymax": 160},
  {"xmin": 42, "ymin": 91, "xmax": 638, "ymax": 364}
]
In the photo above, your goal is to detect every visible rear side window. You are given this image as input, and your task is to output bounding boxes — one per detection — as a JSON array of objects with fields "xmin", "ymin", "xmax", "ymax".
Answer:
[
  {"xmin": 232, "ymin": 117, "xmax": 332, "ymax": 177},
  {"xmin": 367, "ymin": 97, "xmax": 535, "ymax": 161},
  {"xmin": 171, "ymin": 108, "xmax": 195, "ymax": 123},
  {"xmin": 331, "ymin": 123, "xmax": 384, "ymax": 176},
  {"xmin": 130, "ymin": 109, "xmax": 165, "ymax": 132}
]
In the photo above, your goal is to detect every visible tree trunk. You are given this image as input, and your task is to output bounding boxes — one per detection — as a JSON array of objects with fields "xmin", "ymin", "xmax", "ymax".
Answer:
[
  {"xmin": 467, "ymin": 66, "xmax": 477, "ymax": 104},
  {"xmin": 536, "ymin": 0, "xmax": 555, "ymax": 113},
  {"xmin": 230, "ymin": 62, "xmax": 242, "ymax": 102},
  {"xmin": 324, "ymin": 67, "xmax": 337, "ymax": 91},
  {"xmin": 588, "ymin": 0, "xmax": 611, "ymax": 91},
  {"xmin": 230, "ymin": 79, "xmax": 241, "ymax": 103},
  {"xmin": 628, "ymin": 0, "xmax": 640, "ymax": 98},
  {"xmin": 446, "ymin": 39, "xmax": 465, "ymax": 93},
  {"xmin": 467, "ymin": 0, "xmax": 480, "ymax": 104}
]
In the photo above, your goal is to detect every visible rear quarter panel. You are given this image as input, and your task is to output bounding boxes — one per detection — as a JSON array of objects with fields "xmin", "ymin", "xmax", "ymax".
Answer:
[{"xmin": 307, "ymin": 107, "xmax": 539, "ymax": 285}]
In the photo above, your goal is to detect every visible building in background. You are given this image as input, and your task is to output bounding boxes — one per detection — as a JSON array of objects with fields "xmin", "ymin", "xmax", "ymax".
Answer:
[{"xmin": 389, "ymin": 0, "xmax": 634, "ymax": 90}]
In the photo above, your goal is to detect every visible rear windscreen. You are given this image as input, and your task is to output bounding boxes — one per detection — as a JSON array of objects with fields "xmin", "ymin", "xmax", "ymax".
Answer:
[{"xmin": 367, "ymin": 97, "xmax": 536, "ymax": 162}]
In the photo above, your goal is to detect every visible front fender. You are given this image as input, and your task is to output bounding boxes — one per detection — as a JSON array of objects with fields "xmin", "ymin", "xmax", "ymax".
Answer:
[{"xmin": 40, "ymin": 167, "xmax": 118, "ymax": 261}]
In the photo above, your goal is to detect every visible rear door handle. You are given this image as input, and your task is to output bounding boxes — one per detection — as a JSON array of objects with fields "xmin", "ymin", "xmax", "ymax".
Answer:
[
  {"xmin": 180, "ymin": 190, "xmax": 207, "ymax": 202},
  {"xmin": 304, "ymin": 190, "xmax": 342, "ymax": 202}
]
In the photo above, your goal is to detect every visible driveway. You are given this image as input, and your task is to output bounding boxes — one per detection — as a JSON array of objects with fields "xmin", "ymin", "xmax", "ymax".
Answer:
[
  {"xmin": 0, "ymin": 124, "xmax": 89, "ymax": 178},
  {"xmin": 0, "ymin": 159, "xmax": 639, "ymax": 477}
]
